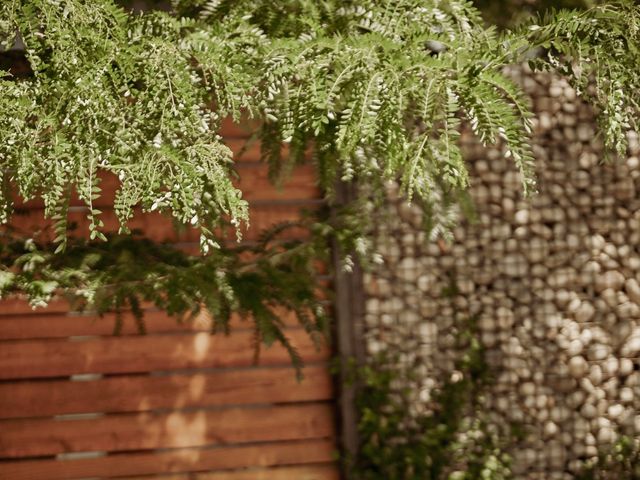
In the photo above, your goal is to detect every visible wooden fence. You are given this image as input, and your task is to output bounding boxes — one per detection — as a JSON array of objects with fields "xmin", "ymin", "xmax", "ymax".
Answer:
[{"xmin": 0, "ymin": 121, "xmax": 339, "ymax": 479}]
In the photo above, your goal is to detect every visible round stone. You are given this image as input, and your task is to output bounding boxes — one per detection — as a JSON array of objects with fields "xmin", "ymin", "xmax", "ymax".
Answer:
[
  {"xmin": 595, "ymin": 270, "xmax": 625, "ymax": 293},
  {"xmin": 574, "ymin": 302, "xmax": 596, "ymax": 323},
  {"xmin": 589, "ymin": 365, "xmax": 603, "ymax": 385},
  {"xmin": 515, "ymin": 209, "xmax": 530, "ymax": 224},
  {"xmin": 597, "ymin": 426, "xmax": 615, "ymax": 445},
  {"xmin": 568, "ymin": 356, "xmax": 588, "ymax": 378},
  {"xmin": 621, "ymin": 335, "xmax": 640, "ymax": 357}
]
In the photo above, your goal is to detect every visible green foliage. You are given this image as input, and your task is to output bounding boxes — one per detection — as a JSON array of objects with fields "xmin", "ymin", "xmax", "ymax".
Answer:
[
  {"xmin": 523, "ymin": 2, "xmax": 640, "ymax": 156},
  {"xmin": 1, "ymin": 0, "xmax": 640, "ymax": 366},
  {"xmin": 0, "ymin": 1, "xmax": 250, "ymax": 251},
  {"xmin": 576, "ymin": 436, "xmax": 640, "ymax": 480},
  {"xmin": 2, "ymin": 0, "xmax": 640, "ymax": 247},
  {"xmin": 350, "ymin": 319, "xmax": 513, "ymax": 480},
  {"xmin": 190, "ymin": 0, "xmax": 538, "ymax": 205},
  {"xmin": 0, "ymin": 223, "xmax": 328, "ymax": 376}
]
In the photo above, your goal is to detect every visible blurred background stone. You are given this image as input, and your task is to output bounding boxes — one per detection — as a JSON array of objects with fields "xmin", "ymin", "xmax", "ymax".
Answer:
[{"xmin": 362, "ymin": 67, "xmax": 640, "ymax": 478}]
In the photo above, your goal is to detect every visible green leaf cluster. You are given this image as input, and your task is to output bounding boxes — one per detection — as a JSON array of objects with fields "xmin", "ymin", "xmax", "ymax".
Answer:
[
  {"xmin": 1, "ymin": 0, "xmax": 640, "ymax": 246},
  {"xmin": 1, "ymin": 0, "xmax": 640, "ymax": 368},
  {"xmin": 576, "ymin": 436, "xmax": 640, "ymax": 480},
  {"xmin": 0, "ymin": 224, "xmax": 328, "ymax": 376},
  {"xmin": 0, "ymin": 0, "xmax": 250, "ymax": 249},
  {"xmin": 350, "ymin": 318, "xmax": 513, "ymax": 480},
  {"xmin": 523, "ymin": 2, "xmax": 640, "ymax": 156}
]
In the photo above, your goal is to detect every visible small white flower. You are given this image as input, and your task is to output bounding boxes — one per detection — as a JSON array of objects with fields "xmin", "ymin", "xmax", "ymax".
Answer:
[{"xmin": 152, "ymin": 132, "xmax": 162, "ymax": 149}]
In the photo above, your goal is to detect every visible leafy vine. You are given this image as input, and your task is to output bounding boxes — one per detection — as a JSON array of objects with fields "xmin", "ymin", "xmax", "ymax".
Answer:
[
  {"xmin": 576, "ymin": 436, "xmax": 640, "ymax": 480},
  {"xmin": 349, "ymin": 317, "xmax": 516, "ymax": 480},
  {"xmin": 0, "ymin": 220, "xmax": 329, "ymax": 375},
  {"xmin": 1, "ymin": 0, "xmax": 640, "ymax": 368}
]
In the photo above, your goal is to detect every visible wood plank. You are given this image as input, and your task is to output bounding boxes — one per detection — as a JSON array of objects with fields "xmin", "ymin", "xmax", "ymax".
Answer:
[
  {"xmin": 226, "ymin": 138, "xmax": 293, "ymax": 164},
  {"xmin": 0, "ymin": 309, "xmax": 208, "ymax": 340},
  {"xmin": 10, "ymin": 203, "xmax": 311, "ymax": 243},
  {"xmin": 0, "ymin": 308, "xmax": 304, "ymax": 340},
  {"xmin": 234, "ymin": 163, "xmax": 319, "ymax": 202},
  {"xmin": 0, "ymin": 297, "xmax": 70, "ymax": 315},
  {"xmin": 0, "ymin": 329, "xmax": 329, "ymax": 380},
  {"xmin": 219, "ymin": 116, "xmax": 260, "ymax": 139},
  {"xmin": 0, "ymin": 439, "xmax": 335, "ymax": 480},
  {"xmin": 0, "ymin": 403, "xmax": 335, "ymax": 458},
  {"xmin": 0, "ymin": 309, "xmax": 205, "ymax": 340},
  {"xmin": 13, "ymin": 164, "xmax": 319, "ymax": 210},
  {"xmin": 0, "ymin": 365, "xmax": 333, "ymax": 419},
  {"xmin": 124, "ymin": 464, "xmax": 340, "ymax": 480}
]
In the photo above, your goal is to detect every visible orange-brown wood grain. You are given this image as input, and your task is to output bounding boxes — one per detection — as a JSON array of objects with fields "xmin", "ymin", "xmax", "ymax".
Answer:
[
  {"xmin": 0, "ymin": 307, "xmax": 308, "ymax": 340},
  {"xmin": 0, "ymin": 403, "xmax": 335, "ymax": 458},
  {"xmin": 0, "ymin": 441, "xmax": 336, "ymax": 480},
  {"xmin": 0, "ymin": 118, "xmax": 337, "ymax": 479},
  {"xmin": 123, "ymin": 464, "xmax": 341, "ymax": 480},
  {"xmin": 0, "ymin": 329, "xmax": 329, "ymax": 380},
  {"xmin": 0, "ymin": 365, "xmax": 333, "ymax": 419}
]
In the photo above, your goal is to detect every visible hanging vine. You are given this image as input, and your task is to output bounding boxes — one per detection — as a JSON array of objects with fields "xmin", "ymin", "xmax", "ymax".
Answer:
[{"xmin": 0, "ymin": 0, "xmax": 640, "ymax": 360}]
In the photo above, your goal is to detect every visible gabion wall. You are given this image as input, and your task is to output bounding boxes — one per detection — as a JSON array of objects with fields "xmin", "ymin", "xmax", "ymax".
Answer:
[{"xmin": 363, "ymin": 67, "xmax": 640, "ymax": 479}]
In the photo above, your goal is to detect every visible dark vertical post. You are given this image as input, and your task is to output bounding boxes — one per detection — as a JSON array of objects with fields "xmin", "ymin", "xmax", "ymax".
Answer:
[{"xmin": 331, "ymin": 181, "xmax": 366, "ymax": 475}]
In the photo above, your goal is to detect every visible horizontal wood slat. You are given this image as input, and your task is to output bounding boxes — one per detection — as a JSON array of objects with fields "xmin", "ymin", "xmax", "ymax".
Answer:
[
  {"xmin": 219, "ymin": 116, "xmax": 261, "ymax": 139},
  {"xmin": 0, "ymin": 297, "xmax": 71, "ymax": 315},
  {"xmin": 0, "ymin": 439, "xmax": 335, "ymax": 480},
  {"xmin": 0, "ymin": 403, "xmax": 335, "ymax": 458},
  {"xmin": 10, "ymin": 204, "xmax": 311, "ymax": 244},
  {"xmin": 0, "ymin": 308, "xmax": 304, "ymax": 340},
  {"xmin": 0, "ymin": 365, "xmax": 333, "ymax": 419},
  {"xmin": 225, "ymin": 138, "xmax": 295, "ymax": 165},
  {"xmin": 13, "ymin": 164, "xmax": 318, "ymax": 210},
  {"xmin": 234, "ymin": 163, "xmax": 318, "ymax": 202},
  {"xmin": 0, "ymin": 119, "xmax": 335, "ymax": 478},
  {"xmin": 124, "ymin": 464, "xmax": 340, "ymax": 480},
  {"xmin": 0, "ymin": 309, "xmax": 208, "ymax": 340},
  {"xmin": 0, "ymin": 329, "xmax": 329, "ymax": 380}
]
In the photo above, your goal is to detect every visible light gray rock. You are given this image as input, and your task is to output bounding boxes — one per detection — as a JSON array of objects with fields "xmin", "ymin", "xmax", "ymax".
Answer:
[
  {"xmin": 619, "ymin": 358, "xmax": 634, "ymax": 376},
  {"xmin": 589, "ymin": 364, "xmax": 603, "ymax": 385},
  {"xmin": 597, "ymin": 426, "xmax": 615, "ymax": 445},
  {"xmin": 575, "ymin": 302, "xmax": 596, "ymax": 323},
  {"xmin": 621, "ymin": 335, "xmax": 640, "ymax": 357},
  {"xmin": 364, "ymin": 67, "xmax": 640, "ymax": 479},
  {"xmin": 568, "ymin": 356, "xmax": 589, "ymax": 378},
  {"xmin": 625, "ymin": 278, "xmax": 640, "ymax": 304},
  {"xmin": 587, "ymin": 344, "xmax": 610, "ymax": 361}
]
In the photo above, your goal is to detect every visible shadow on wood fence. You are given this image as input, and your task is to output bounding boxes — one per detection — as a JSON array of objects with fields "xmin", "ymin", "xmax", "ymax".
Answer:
[{"xmin": 0, "ymin": 121, "xmax": 340, "ymax": 480}]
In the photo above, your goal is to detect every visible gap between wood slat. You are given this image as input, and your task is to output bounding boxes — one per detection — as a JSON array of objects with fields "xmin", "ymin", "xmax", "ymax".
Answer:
[
  {"xmin": 0, "ymin": 403, "xmax": 336, "ymax": 458},
  {"xmin": 0, "ymin": 329, "xmax": 330, "ymax": 380},
  {"xmin": 123, "ymin": 463, "xmax": 341, "ymax": 480},
  {"xmin": 0, "ymin": 439, "xmax": 337, "ymax": 480}
]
